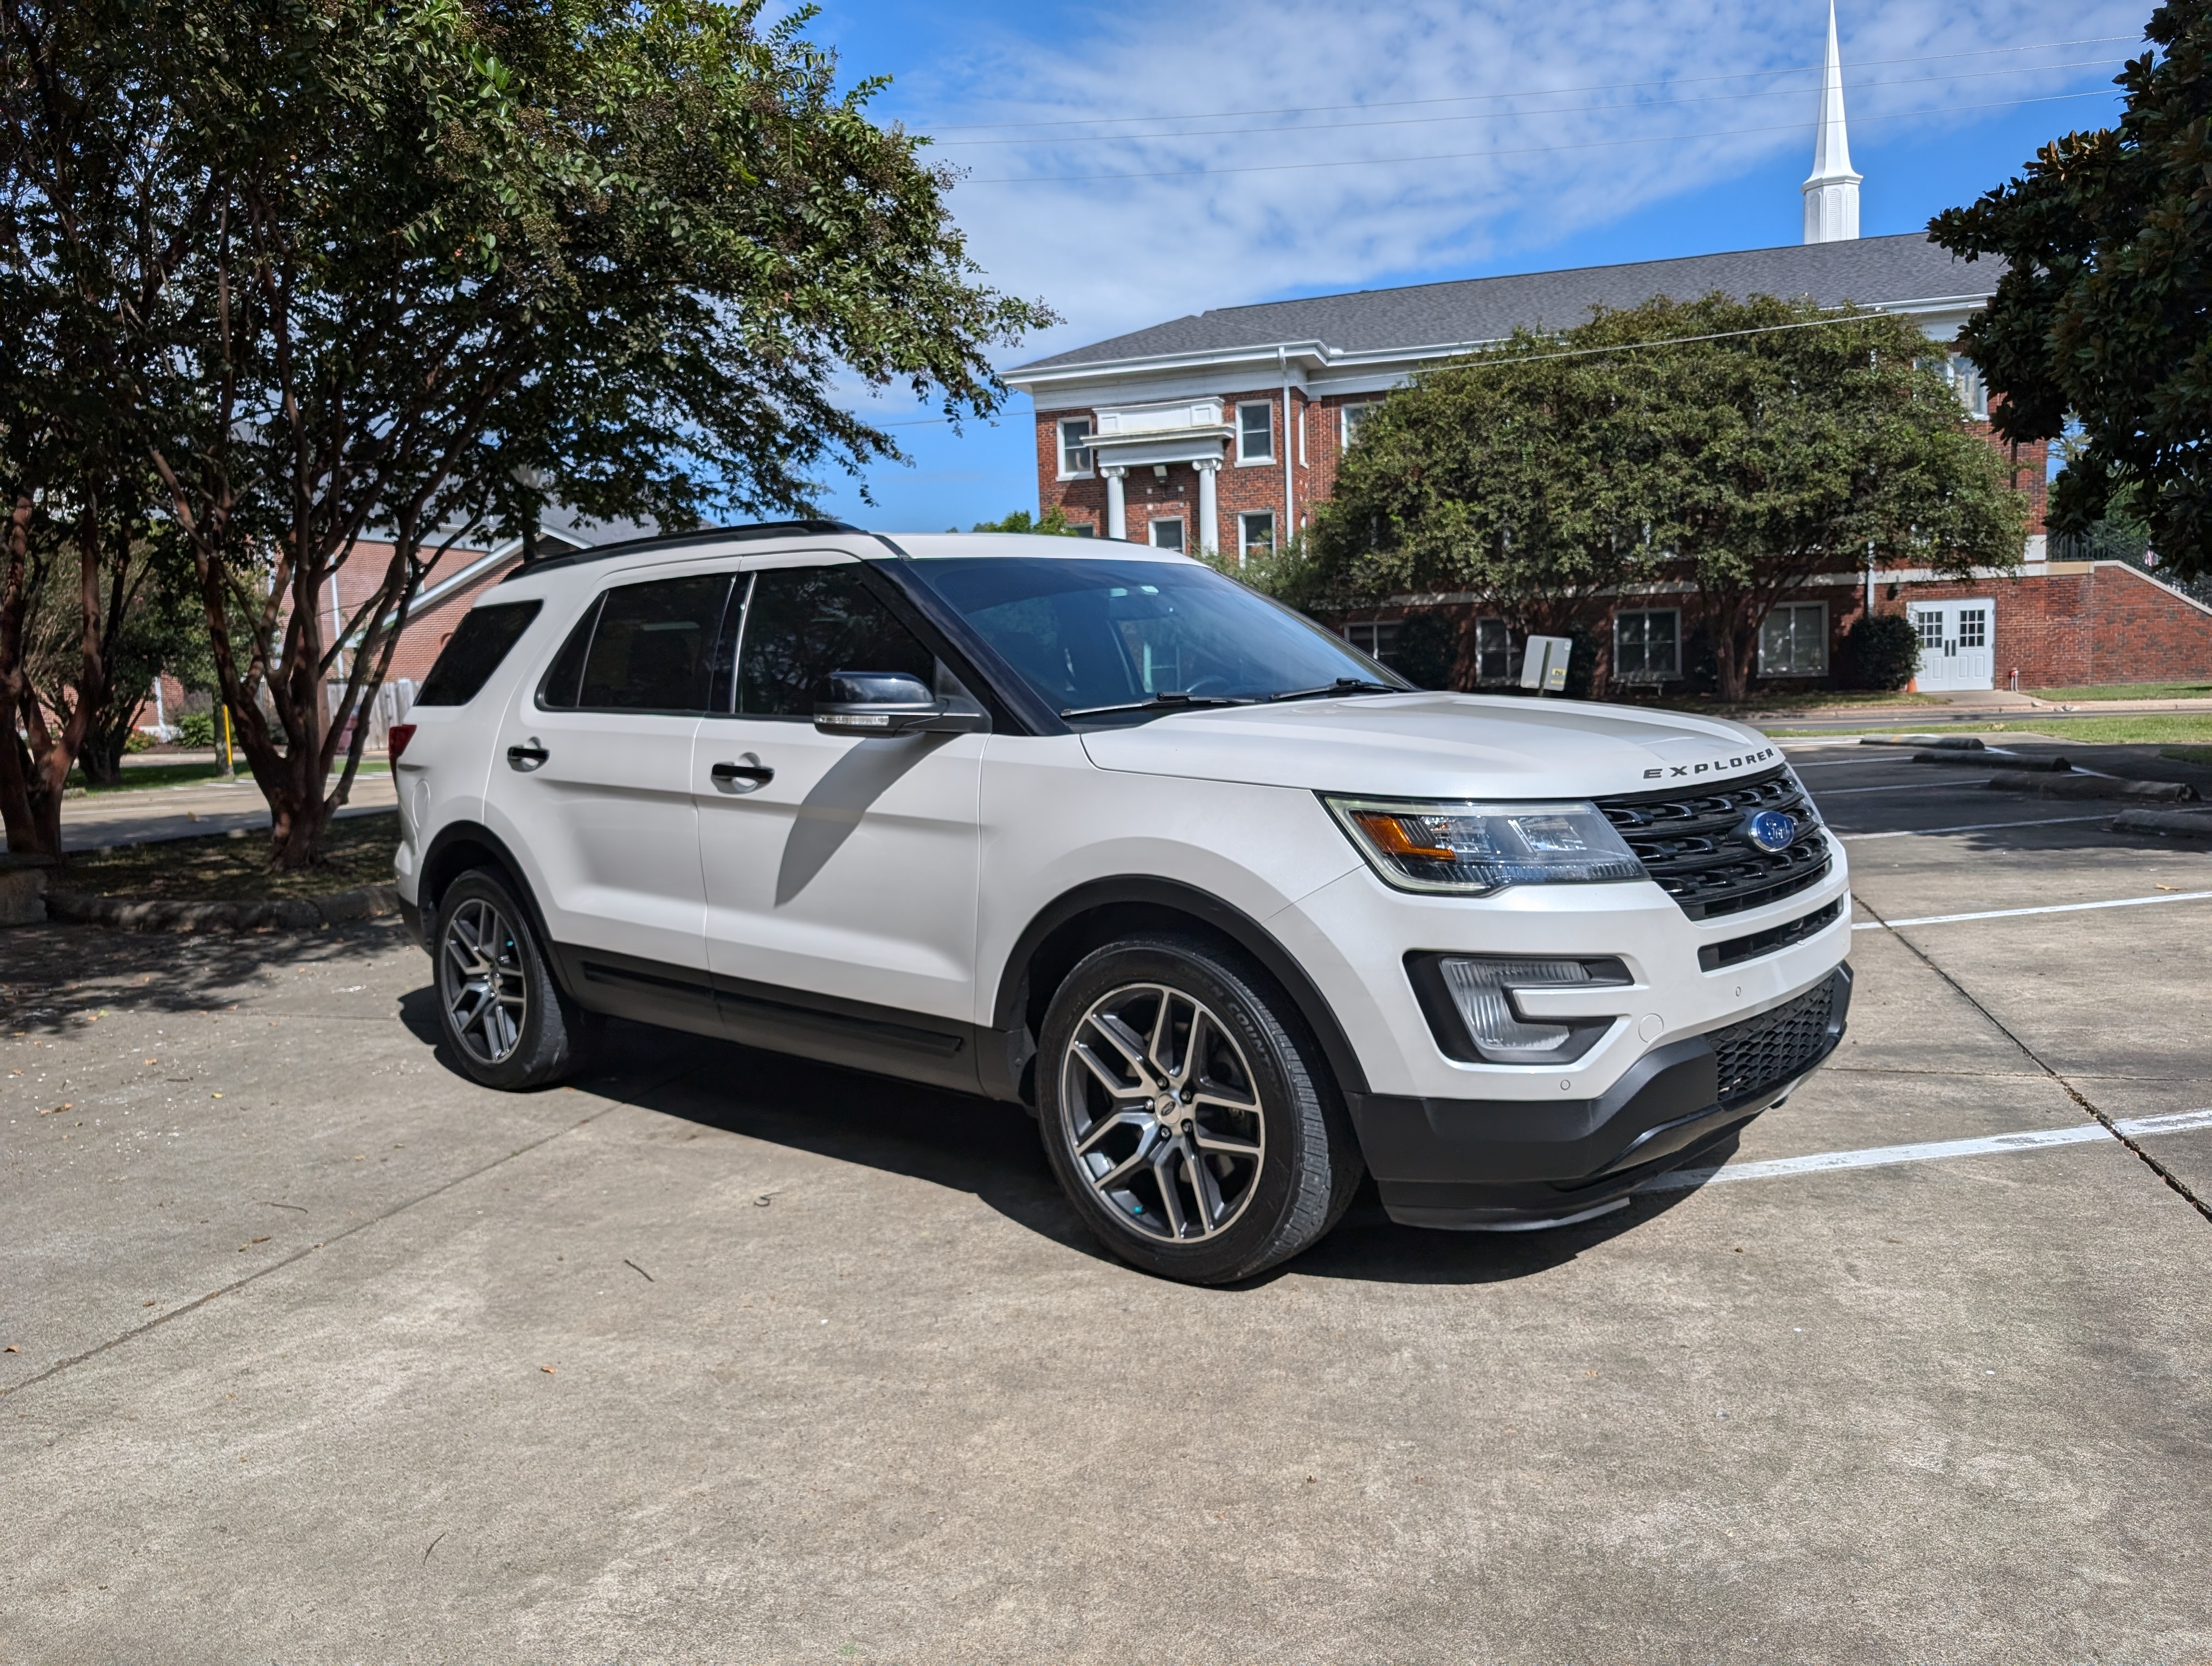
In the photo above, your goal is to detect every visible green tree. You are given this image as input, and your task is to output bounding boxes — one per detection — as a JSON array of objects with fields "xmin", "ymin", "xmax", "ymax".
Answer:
[
  {"xmin": 1930, "ymin": 1, "xmax": 2212, "ymax": 581},
  {"xmin": 969, "ymin": 505, "xmax": 1077, "ymax": 534},
  {"xmin": 120, "ymin": 0, "xmax": 1045, "ymax": 869}
]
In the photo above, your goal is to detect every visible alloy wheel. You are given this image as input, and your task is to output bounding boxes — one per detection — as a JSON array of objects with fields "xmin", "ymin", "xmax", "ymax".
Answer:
[
  {"xmin": 441, "ymin": 896, "xmax": 528, "ymax": 1066},
  {"xmin": 1058, "ymin": 982, "xmax": 1266, "ymax": 1242}
]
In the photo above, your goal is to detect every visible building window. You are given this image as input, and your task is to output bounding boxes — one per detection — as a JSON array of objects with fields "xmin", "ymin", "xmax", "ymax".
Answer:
[
  {"xmin": 1759, "ymin": 601, "xmax": 1829, "ymax": 677},
  {"xmin": 1340, "ymin": 402, "xmax": 1380, "ymax": 448},
  {"xmin": 1237, "ymin": 510, "xmax": 1276, "ymax": 559},
  {"xmin": 1237, "ymin": 402, "xmax": 1274, "ymax": 464},
  {"xmin": 1920, "ymin": 356, "xmax": 1990, "ymax": 421},
  {"xmin": 1345, "ymin": 620, "xmax": 1399, "ymax": 658},
  {"xmin": 1956, "ymin": 606, "xmax": 1987, "ymax": 648},
  {"xmin": 1057, "ymin": 418, "xmax": 1094, "ymax": 478},
  {"xmin": 1613, "ymin": 608, "xmax": 1681, "ymax": 682},
  {"xmin": 1476, "ymin": 618, "xmax": 1511, "ymax": 683},
  {"xmin": 1148, "ymin": 517, "xmax": 1185, "ymax": 553},
  {"xmin": 1068, "ymin": 522, "xmax": 1095, "ymax": 537}
]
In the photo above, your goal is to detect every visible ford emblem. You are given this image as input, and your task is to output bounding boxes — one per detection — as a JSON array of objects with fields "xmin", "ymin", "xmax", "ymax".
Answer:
[{"xmin": 1743, "ymin": 809, "xmax": 1799, "ymax": 853}]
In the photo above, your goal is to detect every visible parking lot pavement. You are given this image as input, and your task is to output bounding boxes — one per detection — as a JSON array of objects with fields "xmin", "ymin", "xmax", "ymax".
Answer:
[{"xmin": 3, "ymin": 753, "xmax": 2209, "ymax": 1663}]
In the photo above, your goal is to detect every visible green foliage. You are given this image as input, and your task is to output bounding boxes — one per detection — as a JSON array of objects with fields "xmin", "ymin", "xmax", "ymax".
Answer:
[
  {"xmin": 123, "ymin": 729, "xmax": 155, "ymax": 754},
  {"xmin": 1312, "ymin": 294, "xmax": 2027, "ymax": 700},
  {"xmin": 1843, "ymin": 611, "xmax": 1921, "ymax": 691},
  {"xmin": 1382, "ymin": 612, "xmax": 1459, "ymax": 690},
  {"xmin": 177, "ymin": 711, "xmax": 216, "ymax": 749},
  {"xmin": 969, "ymin": 506, "xmax": 1079, "ymax": 534},
  {"xmin": 1931, "ymin": 1, "xmax": 2212, "ymax": 582}
]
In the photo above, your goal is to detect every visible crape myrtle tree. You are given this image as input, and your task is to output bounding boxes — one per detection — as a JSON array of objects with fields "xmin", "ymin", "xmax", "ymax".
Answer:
[
  {"xmin": 1309, "ymin": 327, "xmax": 1663, "ymax": 693},
  {"xmin": 1931, "ymin": 0, "xmax": 2212, "ymax": 582},
  {"xmin": 142, "ymin": 0, "xmax": 1047, "ymax": 869},
  {"xmin": 1626, "ymin": 295, "xmax": 2026, "ymax": 702},
  {"xmin": 0, "ymin": 0, "xmax": 194, "ymax": 856}
]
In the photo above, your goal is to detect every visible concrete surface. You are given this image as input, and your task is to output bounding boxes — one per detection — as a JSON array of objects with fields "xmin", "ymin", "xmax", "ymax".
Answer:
[
  {"xmin": 49, "ymin": 772, "xmax": 397, "ymax": 854},
  {"xmin": 2, "ymin": 744, "xmax": 2208, "ymax": 1662}
]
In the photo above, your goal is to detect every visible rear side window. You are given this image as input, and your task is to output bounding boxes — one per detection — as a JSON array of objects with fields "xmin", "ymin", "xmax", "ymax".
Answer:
[
  {"xmin": 413, "ymin": 601, "xmax": 542, "ymax": 706},
  {"xmin": 735, "ymin": 565, "xmax": 938, "ymax": 717},
  {"xmin": 538, "ymin": 576, "xmax": 732, "ymax": 713}
]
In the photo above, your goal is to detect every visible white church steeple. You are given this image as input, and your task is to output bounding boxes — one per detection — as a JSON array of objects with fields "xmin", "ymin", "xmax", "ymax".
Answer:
[{"xmin": 1802, "ymin": 2, "xmax": 1861, "ymax": 242}]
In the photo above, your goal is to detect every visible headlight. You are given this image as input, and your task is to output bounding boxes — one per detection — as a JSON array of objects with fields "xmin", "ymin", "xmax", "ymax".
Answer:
[{"xmin": 1326, "ymin": 797, "xmax": 1645, "ymax": 895}]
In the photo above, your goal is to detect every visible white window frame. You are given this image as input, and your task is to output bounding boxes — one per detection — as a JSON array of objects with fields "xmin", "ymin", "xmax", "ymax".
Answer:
[
  {"xmin": 1147, "ymin": 516, "xmax": 1186, "ymax": 553},
  {"xmin": 1758, "ymin": 600, "xmax": 1829, "ymax": 678},
  {"xmin": 1344, "ymin": 619, "xmax": 1399, "ymax": 659},
  {"xmin": 1236, "ymin": 402, "xmax": 1275, "ymax": 465},
  {"xmin": 1237, "ymin": 510, "xmax": 1277, "ymax": 558},
  {"xmin": 1340, "ymin": 401, "xmax": 1380, "ymax": 449},
  {"xmin": 1613, "ymin": 607, "xmax": 1682, "ymax": 683},
  {"xmin": 1057, "ymin": 417, "xmax": 1094, "ymax": 479}
]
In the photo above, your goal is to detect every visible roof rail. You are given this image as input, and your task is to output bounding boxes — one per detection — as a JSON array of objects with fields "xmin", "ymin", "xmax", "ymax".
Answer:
[{"xmin": 503, "ymin": 518, "xmax": 868, "ymax": 579}]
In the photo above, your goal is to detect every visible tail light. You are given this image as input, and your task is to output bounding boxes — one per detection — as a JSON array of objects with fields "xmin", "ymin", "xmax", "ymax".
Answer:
[{"xmin": 388, "ymin": 723, "xmax": 417, "ymax": 763}]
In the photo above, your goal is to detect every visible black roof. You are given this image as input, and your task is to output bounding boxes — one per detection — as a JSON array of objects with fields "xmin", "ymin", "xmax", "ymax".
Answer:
[
  {"xmin": 1017, "ymin": 232, "xmax": 1998, "ymax": 371},
  {"xmin": 502, "ymin": 520, "xmax": 867, "ymax": 579}
]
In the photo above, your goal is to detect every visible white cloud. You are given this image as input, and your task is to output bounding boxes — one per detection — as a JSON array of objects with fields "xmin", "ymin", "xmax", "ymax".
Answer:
[{"xmin": 905, "ymin": 0, "xmax": 2149, "ymax": 356}]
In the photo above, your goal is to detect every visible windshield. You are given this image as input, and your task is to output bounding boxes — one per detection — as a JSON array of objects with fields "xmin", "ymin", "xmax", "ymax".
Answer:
[{"xmin": 906, "ymin": 556, "xmax": 1406, "ymax": 720}]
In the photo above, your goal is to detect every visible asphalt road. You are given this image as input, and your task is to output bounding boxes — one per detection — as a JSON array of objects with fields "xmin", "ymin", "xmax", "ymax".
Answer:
[{"xmin": 3, "ymin": 739, "xmax": 2208, "ymax": 1663}]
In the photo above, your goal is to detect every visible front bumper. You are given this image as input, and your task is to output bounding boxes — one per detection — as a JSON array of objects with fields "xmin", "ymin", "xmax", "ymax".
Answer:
[{"xmin": 1347, "ymin": 964, "xmax": 1852, "ymax": 1229}]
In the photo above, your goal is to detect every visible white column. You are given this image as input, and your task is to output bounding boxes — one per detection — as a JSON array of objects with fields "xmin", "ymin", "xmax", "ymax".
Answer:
[
  {"xmin": 1196, "ymin": 460, "xmax": 1220, "ymax": 556},
  {"xmin": 1104, "ymin": 466, "xmax": 1127, "ymax": 541}
]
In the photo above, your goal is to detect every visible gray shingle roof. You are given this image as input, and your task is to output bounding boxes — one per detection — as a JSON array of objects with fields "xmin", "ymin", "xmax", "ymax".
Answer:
[{"xmin": 1017, "ymin": 232, "xmax": 1997, "ymax": 371}]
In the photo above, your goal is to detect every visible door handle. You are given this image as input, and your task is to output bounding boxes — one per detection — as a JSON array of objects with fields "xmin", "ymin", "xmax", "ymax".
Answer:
[
  {"xmin": 507, "ymin": 739, "xmax": 549, "ymax": 772},
  {"xmin": 711, "ymin": 757, "xmax": 774, "ymax": 793}
]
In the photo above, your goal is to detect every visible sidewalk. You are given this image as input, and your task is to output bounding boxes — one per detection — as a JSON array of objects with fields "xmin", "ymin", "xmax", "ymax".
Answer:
[{"xmin": 22, "ymin": 772, "xmax": 398, "ymax": 855}]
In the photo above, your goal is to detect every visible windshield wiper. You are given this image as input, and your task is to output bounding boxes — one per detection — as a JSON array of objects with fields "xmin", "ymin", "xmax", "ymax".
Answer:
[
  {"xmin": 1266, "ymin": 677, "xmax": 1404, "ymax": 703},
  {"xmin": 1059, "ymin": 691, "xmax": 1251, "ymax": 720}
]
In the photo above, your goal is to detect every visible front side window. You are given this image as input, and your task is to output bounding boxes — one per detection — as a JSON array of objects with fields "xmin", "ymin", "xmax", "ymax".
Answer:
[
  {"xmin": 415, "ymin": 601, "xmax": 541, "ymax": 706},
  {"xmin": 1237, "ymin": 402, "xmax": 1274, "ymax": 464},
  {"xmin": 1148, "ymin": 517, "xmax": 1185, "ymax": 553},
  {"xmin": 1613, "ymin": 608, "xmax": 1681, "ymax": 682},
  {"xmin": 1759, "ymin": 602, "xmax": 1828, "ymax": 676},
  {"xmin": 539, "ymin": 577, "xmax": 730, "ymax": 713},
  {"xmin": 908, "ymin": 556, "xmax": 1405, "ymax": 722},
  {"xmin": 1237, "ymin": 510, "xmax": 1276, "ymax": 559},
  {"xmin": 735, "ymin": 564, "xmax": 938, "ymax": 717},
  {"xmin": 1058, "ymin": 418, "xmax": 1094, "ymax": 478}
]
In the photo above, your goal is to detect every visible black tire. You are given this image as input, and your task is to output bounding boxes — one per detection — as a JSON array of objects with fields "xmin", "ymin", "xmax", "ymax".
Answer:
[
  {"xmin": 432, "ymin": 869, "xmax": 584, "ymax": 1090},
  {"xmin": 1037, "ymin": 933, "xmax": 1363, "ymax": 1284}
]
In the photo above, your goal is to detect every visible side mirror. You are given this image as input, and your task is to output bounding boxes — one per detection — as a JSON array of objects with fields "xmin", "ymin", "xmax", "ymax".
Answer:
[{"xmin": 812, "ymin": 670, "xmax": 988, "ymax": 736}]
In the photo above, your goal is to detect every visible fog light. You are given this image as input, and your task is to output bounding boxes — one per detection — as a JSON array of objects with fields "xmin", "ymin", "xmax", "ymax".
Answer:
[{"xmin": 1406, "ymin": 954, "xmax": 1629, "ymax": 1066}]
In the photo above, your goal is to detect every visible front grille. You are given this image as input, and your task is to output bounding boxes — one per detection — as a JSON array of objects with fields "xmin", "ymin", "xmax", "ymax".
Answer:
[
  {"xmin": 1597, "ymin": 765, "xmax": 1831, "ymax": 920},
  {"xmin": 1707, "ymin": 974, "xmax": 1842, "ymax": 1107}
]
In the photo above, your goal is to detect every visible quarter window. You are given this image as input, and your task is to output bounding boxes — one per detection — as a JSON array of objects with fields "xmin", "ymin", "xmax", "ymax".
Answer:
[
  {"xmin": 1058, "ymin": 418, "xmax": 1094, "ymax": 478},
  {"xmin": 415, "ymin": 601, "xmax": 541, "ymax": 707},
  {"xmin": 1758, "ymin": 601, "xmax": 1829, "ymax": 677},
  {"xmin": 734, "ymin": 564, "xmax": 939, "ymax": 718},
  {"xmin": 1237, "ymin": 402, "xmax": 1274, "ymax": 464},
  {"xmin": 1613, "ymin": 608, "xmax": 1681, "ymax": 682},
  {"xmin": 539, "ymin": 576, "xmax": 730, "ymax": 713}
]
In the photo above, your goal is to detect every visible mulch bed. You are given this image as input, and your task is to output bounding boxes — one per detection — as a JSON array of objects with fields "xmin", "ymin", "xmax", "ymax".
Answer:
[{"xmin": 58, "ymin": 811, "xmax": 402, "ymax": 902}]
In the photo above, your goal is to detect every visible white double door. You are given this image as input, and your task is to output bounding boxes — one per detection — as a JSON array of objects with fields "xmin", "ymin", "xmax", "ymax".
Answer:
[{"xmin": 1911, "ymin": 598, "xmax": 1995, "ymax": 692}]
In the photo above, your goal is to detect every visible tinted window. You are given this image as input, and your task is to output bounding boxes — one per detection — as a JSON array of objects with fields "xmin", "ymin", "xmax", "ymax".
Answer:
[
  {"xmin": 546, "ymin": 575, "xmax": 731, "ymax": 713},
  {"xmin": 909, "ymin": 558, "xmax": 1397, "ymax": 719},
  {"xmin": 414, "ymin": 601, "xmax": 542, "ymax": 706},
  {"xmin": 736, "ymin": 565, "xmax": 937, "ymax": 717}
]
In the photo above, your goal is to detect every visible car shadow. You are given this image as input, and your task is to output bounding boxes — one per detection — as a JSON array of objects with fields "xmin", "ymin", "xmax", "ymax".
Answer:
[{"xmin": 465, "ymin": 1010, "xmax": 1712, "ymax": 1288}]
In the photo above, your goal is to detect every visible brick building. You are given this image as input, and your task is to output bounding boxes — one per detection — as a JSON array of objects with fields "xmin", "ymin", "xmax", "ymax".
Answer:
[{"xmin": 1004, "ymin": 13, "xmax": 2212, "ymax": 694}]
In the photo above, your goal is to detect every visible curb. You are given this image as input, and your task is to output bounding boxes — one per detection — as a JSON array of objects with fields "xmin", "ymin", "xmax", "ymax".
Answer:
[
  {"xmin": 1985, "ymin": 775, "xmax": 2200, "ymax": 803},
  {"xmin": 44, "ymin": 883, "xmax": 402, "ymax": 933},
  {"xmin": 2110, "ymin": 807, "xmax": 2212, "ymax": 838}
]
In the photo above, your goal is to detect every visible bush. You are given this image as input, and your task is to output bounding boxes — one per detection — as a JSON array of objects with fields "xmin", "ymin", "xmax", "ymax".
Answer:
[
  {"xmin": 178, "ymin": 710, "xmax": 216, "ymax": 748},
  {"xmin": 1845, "ymin": 611, "xmax": 1921, "ymax": 690},
  {"xmin": 124, "ymin": 729, "xmax": 156, "ymax": 753}
]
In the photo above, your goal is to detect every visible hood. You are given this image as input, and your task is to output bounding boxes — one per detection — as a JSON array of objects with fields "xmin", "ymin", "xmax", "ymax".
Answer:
[{"xmin": 1078, "ymin": 693, "xmax": 1782, "ymax": 799}]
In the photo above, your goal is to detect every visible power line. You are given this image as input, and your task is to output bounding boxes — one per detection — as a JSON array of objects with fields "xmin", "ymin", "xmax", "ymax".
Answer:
[
  {"xmin": 925, "ymin": 35, "xmax": 2140, "ymax": 136},
  {"xmin": 960, "ymin": 87, "xmax": 2119, "ymax": 186},
  {"xmin": 930, "ymin": 55, "xmax": 2125, "ymax": 148}
]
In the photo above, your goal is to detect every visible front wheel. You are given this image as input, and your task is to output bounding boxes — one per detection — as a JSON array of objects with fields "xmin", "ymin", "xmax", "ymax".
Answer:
[
  {"xmin": 434, "ymin": 870, "xmax": 584, "ymax": 1090},
  {"xmin": 1037, "ymin": 934, "xmax": 1362, "ymax": 1284}
]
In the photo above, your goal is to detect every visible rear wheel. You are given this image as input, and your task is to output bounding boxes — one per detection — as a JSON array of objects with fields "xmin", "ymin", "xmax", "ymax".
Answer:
[
  {"xmin": 1038, "ymin": 934, "xmax": 1362, "ymax": 1284},
  {"xmin": 434, "ymin": 870, "xmax": 584, "ymax": 1090}
]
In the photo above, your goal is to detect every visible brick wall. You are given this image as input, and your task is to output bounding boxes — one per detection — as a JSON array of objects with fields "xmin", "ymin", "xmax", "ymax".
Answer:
[{"xmin": 1896, "ymin": 563, "xmax": 2212, "ymax": 689}]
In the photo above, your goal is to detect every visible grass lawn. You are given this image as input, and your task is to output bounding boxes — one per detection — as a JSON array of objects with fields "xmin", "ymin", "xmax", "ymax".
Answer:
[
  {"xmin": 1626, "ymin": 689, "xmax": 1940, "ymax": 716},
  {"xmin": 67, "ymin": 759, "xmax": 388, "ymax": 794},
  {"xmin": 59, "ymin": 810, "xmax": 400, "ymax": 901},
  {"xmin": 1980, "ymin": 716, "xmax": 2212, "ymax": 746},
  {"xmin": 2028, "ymin": 682, "xmax": 2212, "ymax": 702}
]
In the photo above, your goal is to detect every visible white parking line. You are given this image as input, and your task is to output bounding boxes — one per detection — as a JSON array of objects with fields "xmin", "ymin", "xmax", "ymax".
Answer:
[
  {"xmin": 1647, "ymin": 1108, "xmax": 2212, "ymax": 1191},
  {"xmin": 1852, "ymin": 890, "xmax": 2212, "ymax": 930},
  {"xmin": 1837, "ymin": 814, "xmax": 2111, "ymax": 842}
]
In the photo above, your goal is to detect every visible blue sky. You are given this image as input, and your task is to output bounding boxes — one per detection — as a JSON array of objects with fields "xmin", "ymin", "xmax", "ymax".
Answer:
[{"xmin": 792, "ymin": 0, "xmax": 2149, "ymax": 532}]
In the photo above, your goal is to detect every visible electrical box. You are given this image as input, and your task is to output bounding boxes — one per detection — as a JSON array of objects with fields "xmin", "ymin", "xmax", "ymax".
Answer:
[{"xmin": 1520, "ymin": 635, "xmax": 1572, "ymax": 695}]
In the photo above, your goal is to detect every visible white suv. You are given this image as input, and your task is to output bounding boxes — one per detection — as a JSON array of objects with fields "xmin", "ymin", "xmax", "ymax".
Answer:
[{"xmin": 389, "ymin": 523, "xmax": 1852, "ymax": 1283}]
